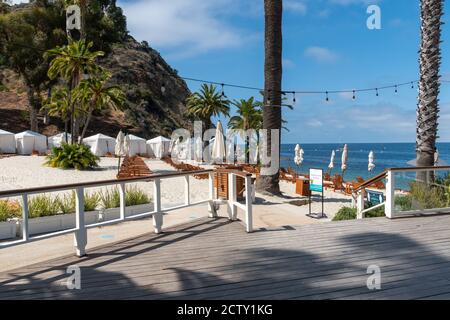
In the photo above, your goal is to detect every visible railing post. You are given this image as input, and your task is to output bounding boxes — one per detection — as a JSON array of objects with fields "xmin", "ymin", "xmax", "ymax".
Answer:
[
  {"xmin": 21, "ymin": 194, "xmax": 29, "ymax": 241},
  {"xmin": 74, "ymin": 187, "xmax": 87, "ymax": 257},
  {"xmin": 357, "ymin": 189, "xmax": 365, "ymax": 219},
  {"xmin": 245, "ymin": 175, "xmax": 253, "ymax": 233},
  {"xmin": 385, "ymin": 170, "xmax": 395, "ymax": 218},
  {"xmin": 119, "ymin": 182, "xmax": 126, "ymax": 220},
  {"xmin": 153, "ymin": 178, "xmax": 163, "ymax": 233},
  {"xmin": 227, "ymin": 173, "xmax": 237, "ymax": 220},
  {"xmin": 185, "ymin": 175, "xmax": 190, "ymax": 206},
  {"xmin": 208, "ymin": 172, "xmax": 217, "ymax": 218}
]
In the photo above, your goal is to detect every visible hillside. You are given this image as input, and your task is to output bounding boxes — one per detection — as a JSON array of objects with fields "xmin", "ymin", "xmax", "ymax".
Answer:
[{"xmin": 0, "ymin": 1, "xmax": 193, "ymax": 139}]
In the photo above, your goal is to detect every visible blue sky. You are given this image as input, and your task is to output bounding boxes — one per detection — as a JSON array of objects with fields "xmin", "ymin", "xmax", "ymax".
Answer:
[{"xmin": 15, "ymin": 0, "xmax": 450, "ymax": 143}]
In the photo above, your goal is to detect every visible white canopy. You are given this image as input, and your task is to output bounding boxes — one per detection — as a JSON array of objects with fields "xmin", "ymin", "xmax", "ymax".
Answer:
[
  {"xmin": 0, "ymin": 129, "xmax": 16, "ymax": 154},
  {"xmin": 82, "ymin": 133, "xmax": 116, "ymax": 156},
  {"xmin": 15, "ymin": 130, "xmax": 47, "ymax": 155},
  {"xmin": 368, "ymin": 150, "xmax": 375, "ymax": 172},
  {"xmin": 294, "ymin": 144, "xmax": 304, "ymax": 166},
  {"xmin": 147, "ymin": 136, "xmax": 171, "ymax": 159},
  {"xmin": 127, "ymin": 134, "xmax": 147, "ymax": 156},
  {"xmin": 48, "ymin": 132, "xmax": 71, "ymax": 149}
]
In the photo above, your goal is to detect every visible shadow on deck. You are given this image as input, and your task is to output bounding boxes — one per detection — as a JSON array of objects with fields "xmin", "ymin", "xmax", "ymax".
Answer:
[{"xmin": 1, "ymin": 215, "xmax": 450, "ymax": 300}]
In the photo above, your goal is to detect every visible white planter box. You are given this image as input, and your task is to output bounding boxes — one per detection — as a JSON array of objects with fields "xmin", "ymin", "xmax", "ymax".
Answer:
[
  {"xmin": 18, "ymin": 203, "xmax": 153, "ymax": 237},
  {"xmin": 0, "ymin": 221, "xmax": 17, "ymax": 240}
]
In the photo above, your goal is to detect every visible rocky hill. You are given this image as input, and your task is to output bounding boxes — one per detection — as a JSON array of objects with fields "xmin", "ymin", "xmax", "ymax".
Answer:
[{"xmin": 0, "ymin": 36, "xmax": 192, "ymax": 139}]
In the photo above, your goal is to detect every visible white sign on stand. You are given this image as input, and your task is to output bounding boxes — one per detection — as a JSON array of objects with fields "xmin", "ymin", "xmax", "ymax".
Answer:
[{"xmin": 308, "ymin": 168, "xmax": 326, "ymax": 219}]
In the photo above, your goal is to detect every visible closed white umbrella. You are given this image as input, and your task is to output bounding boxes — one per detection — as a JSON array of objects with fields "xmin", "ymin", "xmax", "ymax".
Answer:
[
  {"xmin": 115, "ymin": 131, "xmax": 125, "ymax": 157},
  {"xmin": 212, "ymin": 121, "xmax": 226, "ymax": 163},
  {"xmin": 435, "ymin": 149, "xmax": 440, "ymax": 166},
  {"xmin": 341, "ymin": 144, "xmax": 348, "ymax": 177},
  {"xmin": 195, "ymin": 136, "xmax": 203, "ymax": 162},
  {"xmin": 368, "ymin": 150, "xmax": 375, "ymax": 172},
  {"xmin": 294, "ymin": 144, "xmax": 304, "ymax": 166},
  {"xmin": 123, "ymin": 134, "xmax": 131, "ymax": 157},
  {"xmin": 328, "ymin": 150, "xmax": 335, "ymax": 173}
]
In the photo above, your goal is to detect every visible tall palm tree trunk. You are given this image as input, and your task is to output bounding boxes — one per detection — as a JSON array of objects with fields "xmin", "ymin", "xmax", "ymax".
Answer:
[
  {"xmin": 416, "ymin": 0, "xmax": 443, "ymax": 183},
  {"xmin": 256, "ymin": 0, "xmax": 282, "ymax": 195}
]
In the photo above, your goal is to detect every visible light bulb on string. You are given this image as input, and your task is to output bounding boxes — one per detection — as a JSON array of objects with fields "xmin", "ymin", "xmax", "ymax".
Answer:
[
  {"xmin": 352, "ymin": 90, "xmax": 356, "ymax": 100},
  {"xmin": 292, "ymin": 92, "xmax": 296, "ymax": 105},
  {"xmin": 325, "ymin": 91, "xmax": 329, "ymax": 102},
  {"xmin": 267, "ymin": 90, "xmax": 271, "ymax": 105},
  {"xmin": 395, "ymin": 85, "xmax": 398, "ymax": 94},
  {"xmin": 376, "ymin": 88, "xmax": 379, "ymax": 97},
  {"xmin": 221, "ymin": 83, "xmax": 226, "ymax": 98},
  {"xmin": 161, "ymin": 82, "xmax": 166, "ymax": 94},
  {"xmin": 411, "ymin": 82, "xmax": 414, "ymax": 89}
]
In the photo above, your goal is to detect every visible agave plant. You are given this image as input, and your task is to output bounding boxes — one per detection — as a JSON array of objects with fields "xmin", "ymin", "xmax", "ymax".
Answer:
[{"xmin": 45, "ymin": 143, "xmax": 100, "ymax": 170}]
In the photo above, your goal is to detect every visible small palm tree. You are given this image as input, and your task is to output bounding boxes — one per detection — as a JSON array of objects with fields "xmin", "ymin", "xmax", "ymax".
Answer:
[
  {"xmin": 42, "ymin": 87, "xmax": 82, "ymax": 142},
  {"xmin": 74, "ymin": 72, "xmax": 125, "ymax": 140},
  {"xmin": 45, "ymin": 40, "xmax": 104, "ymax": 143},
  {"xmin": 186, "ymin": 84, "xmax": 230, "ymax": 130},
  {"xmin": 228, "ymin": 97, "xmax": 262, "ymax": 163}
]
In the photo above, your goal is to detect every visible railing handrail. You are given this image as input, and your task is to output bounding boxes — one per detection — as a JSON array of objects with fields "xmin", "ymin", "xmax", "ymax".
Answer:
[
  {"xmin": 387, "ymin": 165, "xmax": 450, "ymax": 172},
  {"xmin": 215, "ymin": 168, "xmax": 253, "ymax": 178},
  {"xmin": 0, "ymin": 169, "xmax": 214, "ymax": 198},
  {"xmin": 353, "ymin": 170, "xmax": 387, "ymax": 192}
]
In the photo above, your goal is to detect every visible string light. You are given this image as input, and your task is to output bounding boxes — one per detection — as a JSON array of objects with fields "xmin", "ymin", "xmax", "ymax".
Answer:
[
  {"xmin": 352, "ymin": 90, "xmax": 356, "ymax": 100},
  {"xmin": 292, "ymin": 92, "xmax": 296, "ymax": 104},
  {"xmin": 267, "ymin": 90, "xmax": 271, "ymax": 104},
  {"xmin": 221, "ymin": 83, "xmax": 226, "ymax": 98},
  {"xmin": 395, "ymin": 85, "xmax": 398, "ymax": 94},
  {"xmin": 411, "ymin": 82, "xmax": 414, "ymax": 89},
  {"xmin": 376, "ymin": 88, "xmax": 379, "ymax": 97},
  {"xmin": 325, "ymin": 91, "xmax": 329, "ymax": 102}
]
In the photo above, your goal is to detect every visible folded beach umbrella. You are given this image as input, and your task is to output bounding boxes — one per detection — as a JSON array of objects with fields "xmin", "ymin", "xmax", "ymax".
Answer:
[
  {"xmin": 115, "ymin": 131, "xmax": 125, "ymax": 157},
  {"xmin": 328, "ymin": 150, "xmax": 335, "ymax": 171},
  {"xmin": 294, "ymin": 144, "xmax": 304, "ymax": 166},
  {"xmin": 212, "ymin": 121, "xmax": 226, "ymax": 163},
  {"xmin": 368, "ymin": 150, "xmax": 375, "ymax": 172},
  {"xmin": 435, "ymin": 149, "xmax": 439, "ymax": 166},
  {"xmin": 195, "ymin": 136, "xmax": 203, "ymax": 162},
  {"xmin": 341, "ymin": 144, "xmax": 348, "ymax": 173},
  {"xmin": 123, "ymin": 134, "xmax": 131, "ymax": 157}
]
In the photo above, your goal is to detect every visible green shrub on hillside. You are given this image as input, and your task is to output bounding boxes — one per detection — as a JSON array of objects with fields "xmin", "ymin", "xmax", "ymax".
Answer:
[{"xmin": 332, "ymin": 207, "xmax": 357, "ymax": 221}]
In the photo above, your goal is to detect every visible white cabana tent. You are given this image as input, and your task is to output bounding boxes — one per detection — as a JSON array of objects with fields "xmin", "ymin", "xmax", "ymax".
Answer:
[
  {"xmin": 48, "ymin": 132, "xmax": 71, "ymax": 149},
  {"xmin": 0, "ymin": 129, "xmax": 16, "ymax": 154},
  {"xmin": 127, "ymin": 134, "xmax": 147, "ymax": 156},
  {"xmin": 82, "ymin": 134, "xmax": 116, "ymax": 156},
  {"xmin": 15, "ymin": 130, "xmax": 47, "ymax": 155},
  {"xmin": 212, "ymin": 121, "xmax": 226, "ymax": 163},
  {"xmin": 147, "ymin": 136, "xmax": 171, "ymax": 158}
]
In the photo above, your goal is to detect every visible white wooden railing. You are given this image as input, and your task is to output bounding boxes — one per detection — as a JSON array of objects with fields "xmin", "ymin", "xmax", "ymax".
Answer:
[
  {"xmin": 0, "ymin": 169, "xmax": 254, "ymax": 257},
  {"xmin": 354, "ymin": 166, "xmax": 450, "ymax": 219}
]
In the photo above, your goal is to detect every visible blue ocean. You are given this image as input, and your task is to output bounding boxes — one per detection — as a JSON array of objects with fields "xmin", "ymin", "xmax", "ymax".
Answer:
[{"xmin": 280, "ymin": 143, "xmax": 450, "ymax": 182}]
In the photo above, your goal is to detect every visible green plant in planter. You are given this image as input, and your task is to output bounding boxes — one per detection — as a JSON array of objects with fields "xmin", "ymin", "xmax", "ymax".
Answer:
[
  {"xmin": 98, "ymin": 186, "xmax": 151, "ymax": 209},
  {"xmin": 28, "ymin": 195, "xmax": 60, "ymax": 218},
  {"xmin": 0, "ymin": 200, "xmax": 22, "ymax": 222},
  {"xmin": 394, "ymin": 195, "xmax": 413, "ymax": 211},
  {"xmin": 126, "ymin": 186, "xmax": 151, "ymax": 206},
  {"xmin": 84, "ymin": 192, "xmax": 100, "ymax": 211},
  {"xmin": 99, "ymin": 187, "xmax": 121, "ymax": 209},
  {"xmin": 409, "ymin": 182, "xmax": 446, "ymax": 210},
  {"xmin": 45, "ymin": 143, "xmax": 100, "ymax": 170},
  {"xmin": 57, "ymin": 192, "xmax": 76, "ymax": 214}
]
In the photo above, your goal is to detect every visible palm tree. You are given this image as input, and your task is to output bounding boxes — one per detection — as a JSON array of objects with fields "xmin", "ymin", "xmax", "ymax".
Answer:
[
  {"xmin": 256, "ymin": 0, "xmax": 283, "ymax": 195},
  {"xmin": 416, "ymin": 0, "xmax": 444, "ymax": 181},
  {"xmin": 186, "ymin": 83, "xmax": 230, "ymax": 131},
  {"xmin": 228, "ymin": 97, "xmax": 263, "ymax": 163},
  {"xmin": 42, "ymin": 87, "xmax": 78, "ymax": 142},
  {"xmin": 74, "ymin": 72, "xmax": 125, "ymax": 140},
  {"xmin": 45, "ymin": 39, "xmax": 104, "ymax": 143}
]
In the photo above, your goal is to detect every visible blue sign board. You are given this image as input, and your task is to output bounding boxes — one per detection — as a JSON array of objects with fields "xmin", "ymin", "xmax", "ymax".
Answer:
[{"xmin": 367, "ymin": 190, "xmax": 384, "ymax": 205}]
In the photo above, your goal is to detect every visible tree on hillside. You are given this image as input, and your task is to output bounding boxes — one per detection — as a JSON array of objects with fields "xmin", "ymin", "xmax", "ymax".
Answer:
[
  {"xmin": 0, "ymin": 2, "xmax": 66, "ymax": 131},
  {"xmin": 256, "ymin": 0, "xmax": 283, "ymax": 195},
  {"xmin": 186, "ymin": 83, "xmax": 230, "ymax": 132}
]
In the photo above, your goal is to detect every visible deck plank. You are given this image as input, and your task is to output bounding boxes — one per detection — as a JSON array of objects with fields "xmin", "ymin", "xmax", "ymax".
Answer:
[{"xmin": 1, "ymin": 215, "xmax": 450, "ymax": 300}]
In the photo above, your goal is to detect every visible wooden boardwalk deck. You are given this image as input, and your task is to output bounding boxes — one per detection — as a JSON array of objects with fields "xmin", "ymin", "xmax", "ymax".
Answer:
[{"xmin": 1, "ymin": 215, "xmax": 450, "ymax": 300}]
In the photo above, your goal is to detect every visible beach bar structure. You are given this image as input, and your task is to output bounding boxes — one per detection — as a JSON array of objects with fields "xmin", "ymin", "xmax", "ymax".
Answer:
[
  {"xmin": 0, "ymin": 129, "xmax": 16, "ymax": 154},
  {"xmin": 14, "ymin": 130, "xmax": 47, "ymax": 155},
  {"xmin": 147, "ymin": 136, "xmax": 171, "ymax": 159},
  {"xmin": 83, "ymin": 134, "xmax": 116, "ymax": 156}
]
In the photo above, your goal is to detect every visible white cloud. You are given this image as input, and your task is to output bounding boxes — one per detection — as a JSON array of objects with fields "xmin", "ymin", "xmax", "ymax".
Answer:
[
  {"xmin": 283, "ymin": 58, "xmax": 296, "ymax": 69},
  {"xmin": 119, "ymin": 0, "xmax": 254, "ymax": 59},
  {"xmin": 284, "ymin": 0, "xmax": 307, "ymax": 15},
  {"xmin": 304, "ymin": 46, "xmax": 339, "ymax": 63}
]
